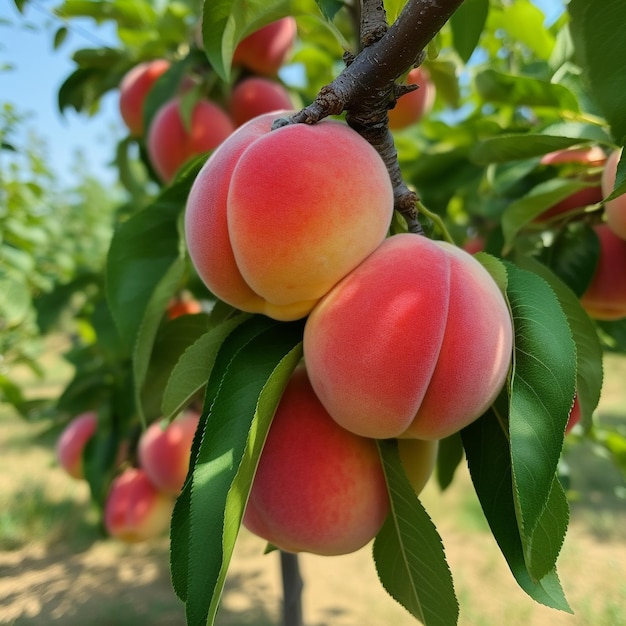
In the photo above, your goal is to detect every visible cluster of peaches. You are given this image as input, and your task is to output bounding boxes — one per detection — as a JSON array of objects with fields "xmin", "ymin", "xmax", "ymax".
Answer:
[
  {"xmin": 118, "ymin": 18, "xmax": 297, "ymax": 182},
  {"xmin": 183, "ymin": 109, "xmax": 514, "ymax": 556},
  {"xmin": 118, "ymin": 17, "xmax": 437, "ymax": 183},
  {"xmin": 56, "ymin": 408, "xmax": 199, "ymax": 542}
]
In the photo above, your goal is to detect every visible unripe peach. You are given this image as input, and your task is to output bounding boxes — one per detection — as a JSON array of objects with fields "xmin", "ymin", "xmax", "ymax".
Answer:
[
  {"xmin": 580, "ymin": 224, "xmax": 626, "ymax": 320},
  {"xmin": 104, "ymin": 468, "xmax": 174, "ymax": 543},
  {"xmin": 398, "ymin": 438, "xmax": 438, "ymax": 495},
  {"xmin": 304, "ymin": 233, "xmax": 513, "ymax": 440},
  {"xmin": 229, "ymin": 77, "xmax": 293, "ymax": 127},
  {"xmin": 388, "ymin": 67, "xmax": 435, "ymax": 130},
  {"xmin": 138, "ymin": 411, "xmax": 200, "ymax": 495},
  {"xmin": 232, "ymin": 17, "xmax": 297, "ymax": 76},
  {"xmin": 184, "ymin": 112, "xmax": 394, "ymax": 321},
  {"xmin": 147, "ymin": 98, "xmax": 235, "ymax": 182},
  {"xmin": 602, "ymin": 149, "xmax": 626, "ymax": 240},
  {"xmin": 56, "ymin": 411, "xmax": 98, "ymax": 479},
  {"xmin": 243, "ymin": 367, "xmax": 389, "ymax": 556},
  {"xmin": 119, "ymin": 59, "xmax": 171, "ymax": 137}
]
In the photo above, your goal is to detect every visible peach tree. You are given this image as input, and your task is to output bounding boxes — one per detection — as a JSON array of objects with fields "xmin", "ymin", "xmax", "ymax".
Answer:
[{"xmin": 8, "ymin": 0, "xmax": 626, "ymax": 624}]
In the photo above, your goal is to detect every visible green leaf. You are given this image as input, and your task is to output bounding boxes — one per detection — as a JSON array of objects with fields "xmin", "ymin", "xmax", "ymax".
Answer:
[
  {"xmin": 141, "ymin": 314, "xmax": 212, "ymax": 422},
  {"xmin": 569, "ymin": 0, "xmax": 626, "ymax": 144},
  {"xmin": 502, "ymin": 178, "xmax": 600, "ymax": 251},
  {"xmin": 161, "ymin": 314, "xmax": 251, "ymax": 420},
  {"xmin": 53, "ymin": 26, "xmax": 68, "ymax": 49},
  {"xmin": 174, "ymin": 319, "xmax": 304, "ymax": 626},
  {"xmin": 449, "ymin": 0, "xmax": 488, "ymax": 63},
  {"xmin": 470, "ymin": 134, "xmax": 585, "ymax": 166},
  {"xmin": 491, "ymin": 0, "xmax": 555, "ymax": 59},
  {"xmin": 515, "ymin": 254, "xmax": 603, "ymax": 432},
  {"xmin": 539, "ymin": 222, "xmax": 600, "ymax": 298},
  {"xmin": 373, "ymin": 439, "xmax": 458, "ymax": 626},
  {"xmin": 605, "ymin": 148, "xmax": 626, "ymax": 201},
  {"xmin": 55, "ymin": 0, "xmax": 156, "ymax": 27},
  {"xmin": 475, "ymin": 70, "xmax": 579, "ymax": 112},
  {"xmin": 314, "ymin": 0, "xmax": 342, "ymax": 21},
  {"xmin": 461, "ymin": 403, "xmax": 571, "ymax": 611},
  {"xmin": 435, "ymin": 433, "xmax": 464, "ymax": 491},
  {"xmin": 505, "ymin": 263, "xmax": 576, "ymax": 579}
]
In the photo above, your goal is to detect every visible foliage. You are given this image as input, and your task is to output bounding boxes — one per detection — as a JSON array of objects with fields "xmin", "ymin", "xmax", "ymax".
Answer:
[{"xmin": 4, "ymin": 0, "xmax": 626, "ymax": 625}]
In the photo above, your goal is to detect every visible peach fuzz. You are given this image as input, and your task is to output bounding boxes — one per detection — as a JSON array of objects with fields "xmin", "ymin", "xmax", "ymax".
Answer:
[
  {"xmin": 104, "ymin": 468, "xmax": 174, "ymax": 543},
  {"xmin": 147, "ymin": 98, "xmax": 234, "ymax": 182},
  {"xmin": 388, "ymin": 67, "xmax": 435, "ymax": 130},
  {"xmin": 56, "ymin": 411, "xmax": 98, "ymax": 480},
  {"xmin": 184, "ymin": 112, "xmax": 394, "ymax": 321},
  {"xmin": 229, "ymin": 77, "xmax": 293, "ymax": 127},
  {"xmin": 232, "ymin": 17, "xmax": 297, "ymax": 76},
  {"xmin": 398, "ymin": 438, "xmax": 438, "ymax": 495},
  {"xmin": 138, "ymin": 411, "xmax": 200, "ymax": 495},
  {"xmin": 243, "ymin": 367, "xmax": 389, "ymax": 556},
  {"xmin": 580, "ymin": 224, "xmax": 626, "ymax": 320},
  {"xmin": 119, "ymin": 59, "xmax": 171, "ymax": 136},
  {"xmin": 303, "ymin": 233, "xmax": 513, "ymax": 440},
  {"xmin": 602, "ymin": 149, "xmax": 626, "ymax": 240}
]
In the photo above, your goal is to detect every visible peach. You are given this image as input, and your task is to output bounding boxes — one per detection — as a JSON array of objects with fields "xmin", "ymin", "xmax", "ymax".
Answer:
[
  {"xmin": 138, "ymin": 411, "xmax": 200, "ymax": 495},
  {"xmin": 147, "ymin": 98, "xmax": 235, "ymax": 182},
  {"xmin": 167, "ymin": 297, "xmax": 202, "ymax": 319},
  {"xmin": 243, "ymin": 367, "xmax": 389, "ymax": 556},
  {"xmin": 303, "ymin": 233, "xmax": 513, "ymax": 440},
  {"xmin": 104, "ymin": 468, "xmax": 174, "ymax": 543},
  {"xmin": 535, "ymin": 146, "xmax": 606, "ymax": 223},
  {"xmin": 462, "ymin": 236, "xmax": 485, "ymax": 255},
  {"xmin": 184, "ymin": 113, "xmax": 394, "ymax": 321},
  {"xmin": 580, "ymin": 224, "xmax": 626, "ymax": 320},
  {"xmin": 56, "ymin": 411, "xmax": 98, "ymax": 480},
  {"xmin": 388, "ymin": 67, "xmax": 435, "ymax": 130},
  {"xmin": 397, "ymin": 438, "xmax": 438, "ymax": 495},
  {"xmin": 232, "ymin": 17, "xmax": 297, "ymax": 76},
  {"xmin": 602, "ymin": 149, "xmax": 626, "ymax": 240},
  {"xmin": 119, "ymin": 59, "xmax": 171, "ymax": 136},
  {"xmin": 229, "ymin": 77, "xmax": 293, "ymax": 127}
]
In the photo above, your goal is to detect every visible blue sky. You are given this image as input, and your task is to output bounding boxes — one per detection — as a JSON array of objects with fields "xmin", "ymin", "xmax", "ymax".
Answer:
[{"xmin": 0, "ymin": 0, "xmax": 565, "ymax": 188}]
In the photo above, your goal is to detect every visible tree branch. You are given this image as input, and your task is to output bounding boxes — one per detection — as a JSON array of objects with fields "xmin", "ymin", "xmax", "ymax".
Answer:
[{"xmin": 273, "ymin": 0, "xmax": 465, "ymax": 234}]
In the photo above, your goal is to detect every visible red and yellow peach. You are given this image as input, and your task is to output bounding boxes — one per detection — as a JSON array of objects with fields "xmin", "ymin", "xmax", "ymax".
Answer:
[
  {"xmin": 388, "ymin": 67, "xmax": 435, "ymax": 130},
  {"xmin": 580, "ymin": 223, "xmax": 626, "ymax": 320},
  {"xmin": 229, "ymin": 77, "xmax": 293, "ymax": 127},
  {"xmin": 243, "ymin": 367, "xmax": 389, "ymax": 555},
  {"xmin": 56, "ymin": 411, "xmax": 98, "ymax": 480},
  {"xmin": 602, "ymin": 149, "xmax": 626, "ymax": 240},
  {"xmin": 184, "ymin": 112, "xmax": 394, "ymax": 321},
  {"xmin": 303, "ymin": 233, "xmax": 513, "ymax": 440},
  {"xmin": 147, "ymin": 98, "xmax": 234, "ymax": 182}
]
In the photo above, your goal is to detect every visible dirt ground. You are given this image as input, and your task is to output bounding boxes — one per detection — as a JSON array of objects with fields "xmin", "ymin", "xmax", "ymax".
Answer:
[{"xmin": 1, "ymin": 354, "xmax": 625, "ymax": 626}]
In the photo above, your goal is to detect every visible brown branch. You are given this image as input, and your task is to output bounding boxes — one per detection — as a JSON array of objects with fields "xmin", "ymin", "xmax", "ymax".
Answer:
[{"xmin": 273, "ymin": 0, "xmax": 465, "ymax": 233}]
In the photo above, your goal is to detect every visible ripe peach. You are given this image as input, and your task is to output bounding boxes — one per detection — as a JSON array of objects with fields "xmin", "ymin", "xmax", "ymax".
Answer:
[
  {"xmin": 147, "ymin": 98, "xmax": 234, "ymax": 182},
  {"xmin": 119, "ymin": 59, "xmax": 171, "ymax": 137},
  {"xmin": 580, "ymin": 224, "xmax": 626, "ymax": 320},
  {"xmin": 602, "ymin": 149, "xmax": 626, "ymax": 240},
  {"xmin": 229, "ymin": 77, "xmax": 293, "ymax": 127},
  {"xmin": 303, "ymin": 233, "xmax": 513, "ymax": 440},
  {"xmin": 104, "ymin": 467, "xmax": 174, "ymax": 543},
  {"xmin": 232, "ymin": 17, "xmax": 297, "ymax": 76},
  {"xmin": 167, "ymin": 297, "xmax": 202, "ymax": 319},
  {"xmin": 388, "ymin": 67, "xmax": 435, "ymax": 130},
  {"xmin": 184, "ymin": 113, "xmax": 394, "ymax": 321},
  {"xmin": 56, "ymin": 411, "xmax": 98, "ymax": 480},
  {"xmin": 397, "ymin": 438, "xmax": 438, "ymax": 495},
  {"xmin": 535, "ymin": 146, "xmax": 606, "ymax": 223},
  {"xmin": 462, "ymin": 236, "xmax": 485, "ymax": 255},
  {"xmin": 243, "ymin": 367, "xmax": 389, "ymax": 556},
  {"xmin": 138, "ymin": 411, "xmax": 200, "ymax": 496}
]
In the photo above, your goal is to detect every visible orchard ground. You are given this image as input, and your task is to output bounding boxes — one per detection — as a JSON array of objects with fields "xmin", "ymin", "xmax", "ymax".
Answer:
[{"xmin": 1, "ymin": 339, "xmax": 625, "ymax": 626}]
